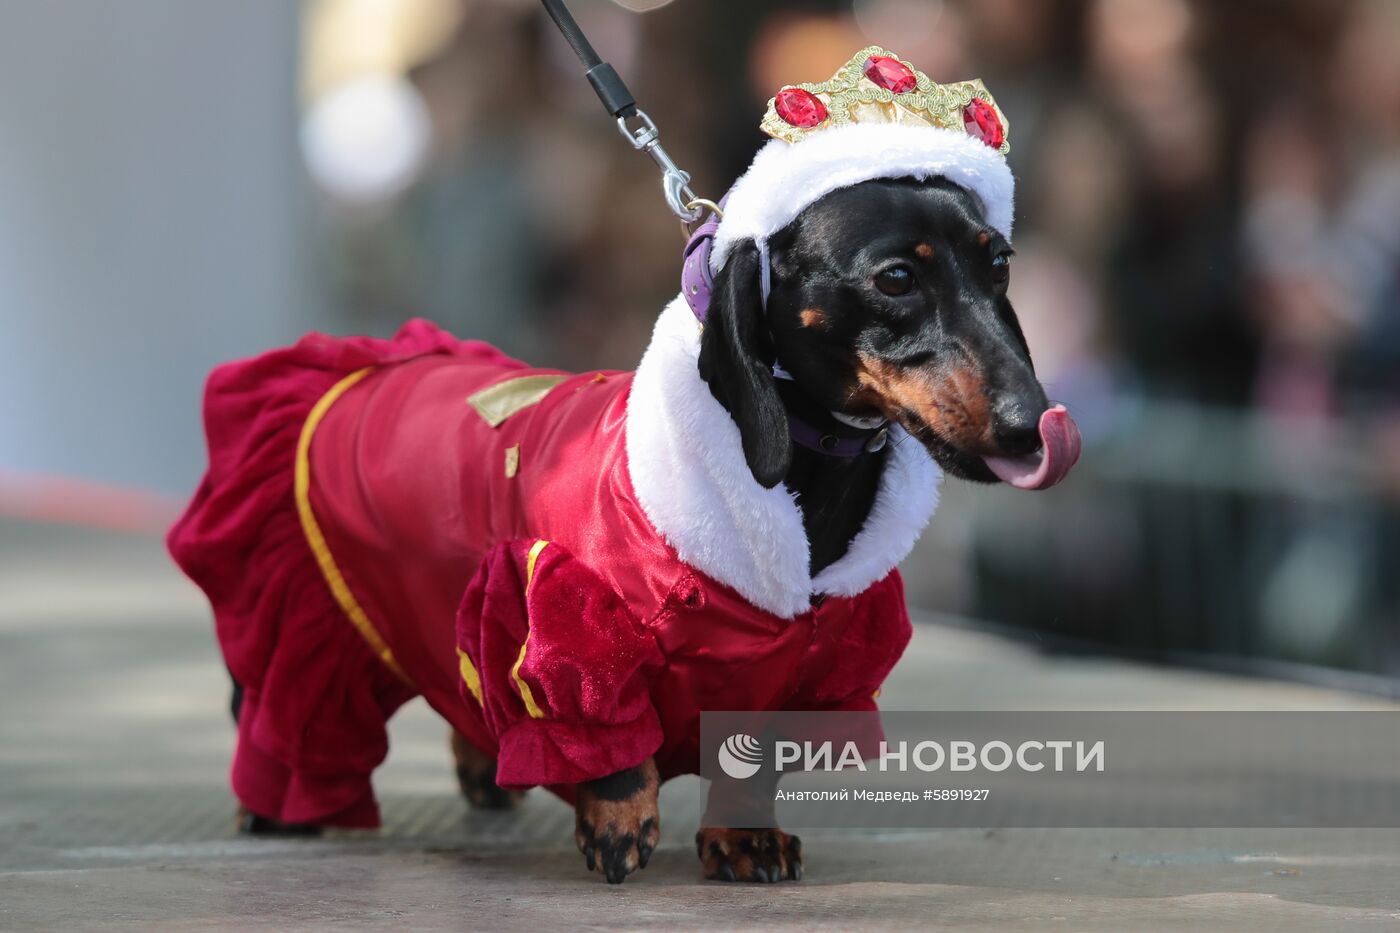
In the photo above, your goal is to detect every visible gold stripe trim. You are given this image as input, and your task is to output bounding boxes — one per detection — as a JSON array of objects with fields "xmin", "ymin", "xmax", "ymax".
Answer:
[
  {"xmin": 511, "ymin": 639, "xmax": 543, "ymax": 719},
  {"xmin": 468, "ymin": 374, "xmax": 568, "ymax": 428},
  {"xmin": 457, "ymin": 647, "xmax": 483, "ymax": 705},
  {"xmin": 509, "ymin": 539, "xmax": 550, "ymax": 719},
  {"xmin": 295, "ymin": 367, "xmax": 413, "ymax": 686},
  {"xmin": 525, "ymin": 539, "xmax": 549, "ymax": 589}
]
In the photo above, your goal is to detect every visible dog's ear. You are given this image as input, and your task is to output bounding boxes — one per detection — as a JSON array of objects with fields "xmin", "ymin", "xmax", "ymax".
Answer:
[{"xmin": 698, "ymin": 240, "xmax": 790, "ymax": 488}]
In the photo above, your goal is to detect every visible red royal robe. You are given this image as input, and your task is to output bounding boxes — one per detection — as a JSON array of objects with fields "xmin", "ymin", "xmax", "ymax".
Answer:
[{"xmin": 169, "ymin": 297, "xmax": 936, "ymax": 827}]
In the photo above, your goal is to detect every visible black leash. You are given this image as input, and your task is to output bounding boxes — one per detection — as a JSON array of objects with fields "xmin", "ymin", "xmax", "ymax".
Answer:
[
  {"xmin": 539, "ymin": 0, "xmax": 718, "ymax": 226},
  {"xmin": 540, "ymin": 0, "xmax": 636, "ymax": 117}
]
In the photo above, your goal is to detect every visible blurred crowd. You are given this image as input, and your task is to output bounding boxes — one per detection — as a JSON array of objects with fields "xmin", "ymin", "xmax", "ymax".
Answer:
[
  {"xmin": 303, "ymin": 0, "xmax": 1400, "ymax": 672},
  {"xmin": 315, "ymin": 0, "xmax": 1398, "ymax": 425}
]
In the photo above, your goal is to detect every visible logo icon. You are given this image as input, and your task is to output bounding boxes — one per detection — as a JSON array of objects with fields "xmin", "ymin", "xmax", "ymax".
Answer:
[{"xmin": 717, "ymin": 733, "xmax": 764, "ymax": 780}]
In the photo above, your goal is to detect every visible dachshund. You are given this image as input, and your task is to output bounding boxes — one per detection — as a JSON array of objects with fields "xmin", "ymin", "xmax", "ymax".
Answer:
[{"xmin": 195, "ymin": 172, "xmax": 1077, "ymax": 884}]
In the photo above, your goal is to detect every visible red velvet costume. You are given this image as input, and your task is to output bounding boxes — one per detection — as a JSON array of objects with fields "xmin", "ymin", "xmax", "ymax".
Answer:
[{"xmin": 169, "ymin": 300, "xmax": 929, "ymax": 828}]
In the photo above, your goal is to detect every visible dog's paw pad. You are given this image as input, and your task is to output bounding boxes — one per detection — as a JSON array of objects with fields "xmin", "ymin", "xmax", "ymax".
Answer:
[{"xmin": 696, "ymin": 828, "xmax": 802, "ymax": 882}]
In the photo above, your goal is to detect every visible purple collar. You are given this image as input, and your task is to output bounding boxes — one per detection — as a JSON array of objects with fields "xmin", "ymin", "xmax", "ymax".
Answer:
[
  {"xmin": 789, "ymin": 418, "xmax": 889, "ymax": 456},
  {"xmin": 682, "ymin": 205, "xmax": 887, "ymax": 459},
  {"xmin": 681, "ymin": 203, "xmax": 723, "ymax": 323}
]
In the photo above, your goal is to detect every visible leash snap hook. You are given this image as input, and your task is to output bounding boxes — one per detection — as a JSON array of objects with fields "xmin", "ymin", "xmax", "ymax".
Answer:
[{"xmin": 617, "ymin": 109, "xmax": 705, "ymax": 225}]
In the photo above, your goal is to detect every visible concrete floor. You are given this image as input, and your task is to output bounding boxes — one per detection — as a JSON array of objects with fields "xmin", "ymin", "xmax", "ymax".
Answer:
[{"xmin": 3, "ymin": 520, "xmax": 1400, "ymax": 931}]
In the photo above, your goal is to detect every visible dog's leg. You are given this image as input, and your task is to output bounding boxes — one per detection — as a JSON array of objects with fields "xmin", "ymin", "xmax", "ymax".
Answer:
[
  {"xmin": 573, "ymin": 757, "xmax": 661, "ymax": 884},
  {"xmin": 450, "ymin": 730, "xmax": 525, "ymax": 810},
  {"xmin": 697, "ymin": 774, "xmax": 802, "ymax": 882},
  {"xmin": 229, "ymin": 675, "xmax": 244, "ymax": 725}
]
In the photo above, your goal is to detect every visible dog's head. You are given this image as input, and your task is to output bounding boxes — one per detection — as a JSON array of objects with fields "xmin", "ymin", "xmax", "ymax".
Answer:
[{"xmin": 699, "ymin": 175, "xmax": 1079, "ymax": 490}]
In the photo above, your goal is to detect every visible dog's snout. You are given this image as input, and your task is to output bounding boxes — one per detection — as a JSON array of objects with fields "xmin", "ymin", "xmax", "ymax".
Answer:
[{"xmin": 991, "ymin": 398, "xmax": 1046, "ymax": 456}]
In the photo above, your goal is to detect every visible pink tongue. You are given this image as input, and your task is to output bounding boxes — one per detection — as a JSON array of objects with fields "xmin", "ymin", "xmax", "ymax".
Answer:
[{"xmin": 982, "ymin": 404, "xmax": 1082, "ymax": 490}]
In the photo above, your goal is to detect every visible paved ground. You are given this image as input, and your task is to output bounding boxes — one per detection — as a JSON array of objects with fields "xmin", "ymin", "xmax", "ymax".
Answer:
[{"xmin": 3, "ymin": 519, "xmax": 1400, "ymax": 931}]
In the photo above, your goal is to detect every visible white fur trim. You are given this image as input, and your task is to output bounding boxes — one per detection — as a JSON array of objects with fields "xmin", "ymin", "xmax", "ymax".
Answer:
[
  {"xmin": 625, "ymin": 295, "xmax": 942, "ymax": 619},
  {"xmin": 712, "ymin": 123, "xmax": 1015, "ymax": 274}
]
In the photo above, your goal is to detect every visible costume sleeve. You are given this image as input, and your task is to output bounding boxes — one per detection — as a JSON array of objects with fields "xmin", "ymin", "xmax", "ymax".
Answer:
[
  {"xmin": 792, "ymin": 570, "xmax": 914, "ymax": 714},
  {"xmin": 454, "ymin": 538, "xmax": 665, "ymax": 789}
]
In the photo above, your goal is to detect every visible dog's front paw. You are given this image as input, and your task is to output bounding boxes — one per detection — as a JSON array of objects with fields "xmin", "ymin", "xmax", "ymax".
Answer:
[
  {"xmin": 696, "ymin": 827, "xmax": 802, "ymax": 882},
  {"xmin": 574, "ymin": 758, "xmax": 660, "ymax": 884}
]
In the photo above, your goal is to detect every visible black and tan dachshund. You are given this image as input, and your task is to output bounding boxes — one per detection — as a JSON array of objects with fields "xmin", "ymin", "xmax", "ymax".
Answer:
[{"xmin": 228, "ymin": 172, "xmax": 1066, "ymax": 884}]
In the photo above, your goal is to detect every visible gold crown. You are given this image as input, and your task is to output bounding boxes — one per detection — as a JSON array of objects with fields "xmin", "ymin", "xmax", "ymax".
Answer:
[{"xmin": 760, "ymin": 46, "xmax": 1009, "ymax": 155}]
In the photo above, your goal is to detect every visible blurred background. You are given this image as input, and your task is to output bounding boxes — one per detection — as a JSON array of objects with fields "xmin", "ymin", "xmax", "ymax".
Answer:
[{"xmin": 1, "ymin": 0, "xmax": 1397, "ymax": 679}]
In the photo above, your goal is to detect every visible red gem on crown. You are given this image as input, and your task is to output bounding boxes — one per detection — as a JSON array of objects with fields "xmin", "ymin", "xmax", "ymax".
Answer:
[
  {"xmin": 962, "ymin": 98, "xmax": 1005, "ymax": 149},
  {"xmin": 863, "ymin": 55, "xmax": 918, "ymax": 94},
  {"xmin": 775, "ymin": 87, "xmax": 829, "ymax": 128}
]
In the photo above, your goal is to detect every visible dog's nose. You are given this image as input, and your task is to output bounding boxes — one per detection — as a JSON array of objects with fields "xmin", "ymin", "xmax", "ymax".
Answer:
[{"xmin": 991, "ymin": 400, "xmax": 1045, "ymax": 456}]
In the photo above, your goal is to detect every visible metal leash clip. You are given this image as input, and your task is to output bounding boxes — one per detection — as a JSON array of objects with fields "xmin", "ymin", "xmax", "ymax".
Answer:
[{"xmin": 616, "ymin": 109, "xmax": 705, "ymax": 225}]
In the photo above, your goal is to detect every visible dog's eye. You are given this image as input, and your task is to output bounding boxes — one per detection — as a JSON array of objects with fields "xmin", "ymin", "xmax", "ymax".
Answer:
[
  {"xmin": 991, "ymin": 252, "xmax": 1012, "ymax": 283},
  {"xmin": 874, "ymin": 265, "xmax": 915, "ymax": 296}
]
